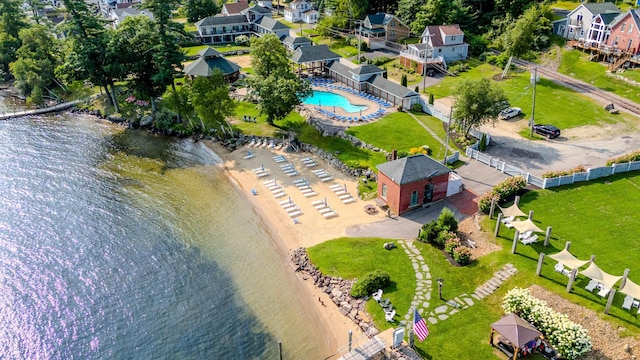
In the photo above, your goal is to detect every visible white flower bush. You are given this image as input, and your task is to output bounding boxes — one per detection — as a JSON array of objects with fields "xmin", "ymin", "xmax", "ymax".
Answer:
[{"xmin": 503, "ymin": 288, "xmax": 592, "ymax": 360}]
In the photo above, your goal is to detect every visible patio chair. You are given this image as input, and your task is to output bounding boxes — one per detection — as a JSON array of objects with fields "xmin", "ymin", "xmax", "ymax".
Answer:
[
  {"xmin": 501, "ymin": 216, "xmax": 515, "ymax": 224},
  {"xmin": 585, "ymin": 279, "xmax": 598, "ymax": 292},
  {"xmin": 372, "ymin": 289, "xmax": 383, "ymax": 302},
  {"xmin": 385, "ymin": 309, "xmax": 396, "ymax": 322},
  {"xmin": 554, "ymin": 262, "xmax": 565, "ymax": 273},
  {"xmin": 520, "ymin": 234, "xmax": 538, "ymax": 245},
  {"xmin": 622, "ymin": 295, "xmax": 634, "ymax": 310},
  {"xmin": 518, "ymin": 230, "xmax": 533, "ymax": 239},
  {"xmin": 598, "ymin": 285, "xmax": 611, "ymax": 298}
]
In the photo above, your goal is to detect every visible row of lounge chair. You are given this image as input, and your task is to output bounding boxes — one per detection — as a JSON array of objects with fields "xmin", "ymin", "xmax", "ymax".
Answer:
[
  {"xmin": 253, "ymin": 166, "xmax": 269, "ymax": 178},
  {"xmin": 311, "ymin": 199, "xmax": 338, "ymax": 219},
  {"xmin": 300, "ymin": 157, "xmax": 317, "ymax": 168},
  {"xmin": 242, "ymin": 115, "xmax": 257, "ymax": 122},
  {"xmin": 329, "ymin": 183, "xmax": 356, "ymax": 204},
  {"xmin": 293, "ymin": 178, "xmax": 317, "ymax": 197},
  {"xmin": 264, "ymin": 178, "xmax": 287, "ymax": 199},
  {"xmin": 314, "ymin": 107, "xmax": 387, "ymax": 123},
  {"xmin": 371, "ymin": 289, "xmax": 395, "ymax": 322},
  {"xmin": 312, "ymin": 169, "xmax": 334, "ymax": 182},
  {"xmin": 308, "ymin": 78, "xmax": 335, "ymax": 87},
  {"xmin": 248, "ymin": 138, "xmax": 282, "ymax": 150},
  {"xmin": 329, "ymin": 86, "xmax": 392, "ymax": 107},
  {"xmin": 280, "ymin": 163, "xmax": 299, "ymax": 177}
]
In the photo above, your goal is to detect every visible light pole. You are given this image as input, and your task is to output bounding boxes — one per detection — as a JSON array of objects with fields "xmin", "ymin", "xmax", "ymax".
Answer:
[
  {"xmin": 443, "ymin": 105, "xmax": 452, "ymax": 164},
  {"xmin": 437, "ymin": 278, "xmax": 444, "ymax": 300},
  {"xmin": 356, "ymin": 20, "xmax": 363, "ymax": 63},
  {"xmin": 530, "ymin": 67, "xmax": 539, "ymax": 138}
]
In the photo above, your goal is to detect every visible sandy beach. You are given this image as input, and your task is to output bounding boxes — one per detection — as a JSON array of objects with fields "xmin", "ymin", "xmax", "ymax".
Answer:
[{"xmin": 209, "ymin": 141, "xmax": 389, "ymax": 357}]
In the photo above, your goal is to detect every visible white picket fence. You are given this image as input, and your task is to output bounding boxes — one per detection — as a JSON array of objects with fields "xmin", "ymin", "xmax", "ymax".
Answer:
[{"xmin": 466, "ymin": 147, "xmax": 640, "ymax": 189}]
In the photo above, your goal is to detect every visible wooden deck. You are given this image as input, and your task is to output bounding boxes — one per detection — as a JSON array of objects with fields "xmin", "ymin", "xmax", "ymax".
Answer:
[{"xmin": 567, "ymin": 40, "xmax": 640, "ymax": 71}]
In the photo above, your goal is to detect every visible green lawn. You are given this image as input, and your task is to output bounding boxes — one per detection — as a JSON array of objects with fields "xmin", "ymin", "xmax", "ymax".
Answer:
[
  {"xmin": 315, "ymin": 38, "xmax": 360, "ymax": 58},
  {"xmin": 345, "ymin": 111, "xmax": 446, "ymax": 159},
  {"xmin": 183, "ymin": 45, "xmax": 210, "ymax": 57},
  {"xmin": 309, "ymin": 238, "xmax": 416, "ymax": 327},
  {"xmin": 385, "ymin": 59, "xmax": 422, "ymax": 87},
  {"xmin": 618, "ymin": 68, "xmax": 640, "ymax": 83},
  {"xmin": 429, "ymin": 60, "xmax": 627, "ymax": 131}
]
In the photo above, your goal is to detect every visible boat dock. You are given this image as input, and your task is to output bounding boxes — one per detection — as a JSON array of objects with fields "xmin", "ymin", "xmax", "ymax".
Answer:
[{"xmin": 0, "ymin": 99, "xmax": 85, "ymax": 121}]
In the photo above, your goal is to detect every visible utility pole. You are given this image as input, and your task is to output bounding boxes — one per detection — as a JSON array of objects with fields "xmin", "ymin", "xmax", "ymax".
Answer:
[
  {"xmin": 530, "ymin": 67, "xmax": 538, "ymax": 138},
  {"xmin": 443, "ymin": 105, "xmax": 452, "ymax": 164},
  {"xmin": 357, "ymin": 20, "xmax": 362, "ymax": 63}
]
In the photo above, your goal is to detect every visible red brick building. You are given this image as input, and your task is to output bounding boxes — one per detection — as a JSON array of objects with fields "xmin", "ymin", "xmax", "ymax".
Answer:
[
  {"xmin": 607, "ymin": 9, "xmax": 640, "ymax": 54},
  {"xmin": 376, "ymin": 155, "xmax": 451, "ymax": 215}
]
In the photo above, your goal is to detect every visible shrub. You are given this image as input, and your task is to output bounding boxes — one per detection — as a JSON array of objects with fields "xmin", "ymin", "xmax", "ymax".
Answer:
[
  {"xmin": 606, "ymin": 149, "xmax": 640, "ymax": 165},
  {"xmin": 429, "ymin": 93, "xmax": 434, "ymax": 105},
  {"xmin": 401, "ymin": 74, "xmax": 408, "ymax": 87},
  {"xmin": 437, "ymin": 207, "xmax": 458, "ymax": 232},
  {"xmin": 235, "ymin": 35, "xmax": 250, "ymax": 46},
  {"xmin": 448, "ymin": 62, "xmax": 469, "ymax": 75},
  {"xmin": 408, "ymin": 145, "xmax": 431, "ymax": 156},
  {"xmin": 419, "ymin": 221, "xmax": 441, "ymax": 243},
  {"xmin": 153, "ymin": 108, "xmax": 178, "ymax": 130},
  {"xmin": 503, "ymin": 288, "xmax": 592, "ymax": 360},
  {"xmin": 444, "ymin": 237, "xmax": 461, "ymax": 254},
  {"xmin": 478, "ymin": 133, "xmax": 487, "ymax": 151},
  {"xmin": 350, "ymin": 270, "xmax": 391, "ymax": 298},
  {"xmin": 411, "ymin": 103, "xmax": 422, "ymax": 112},
  {"xmin": 542, "ymin": 165, "xmax": 587, "ymax": 178},
  {"xmin": 478, "ymin": 176, "xmax": 527, "ymax": 213},
  {"xmin": 414, "ymin": 85, "xmax": 420, "ymax": 94},
  {"xmin": 396, "ymin": 150, "xmax": 409, "ymax": 158},
  {"xmin": 435, "ymin": 230, "xmax": 456, "ymax": 247},
  {"xmin": 371, "ymin": 56, "xmax": 392, "ymax": 66},
  {"xmin": 453, "ymin": 246, "xmax": 472, "ymax": 264},
  {"xmin": 383, "ymin": 67, "xmax": 388, "ymax": 79}
]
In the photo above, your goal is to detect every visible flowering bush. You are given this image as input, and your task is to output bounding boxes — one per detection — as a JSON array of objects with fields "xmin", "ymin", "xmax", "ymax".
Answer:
[
  {"xmin": 478, "ymin": 176, "xmax": 527, "ymax": 213},
  {"xmin": 542, "ymin": 165, "xmax": 587, "ymax": 179},
  {"xmin": 606, "ymin": 150, "xmax": 640, "ymax": 166},
  {"xmin": 445, "ymin": 237, "xmax": 461, "ymax": 255},
  {"xmin": 503, "ymin": 288, "xmax": 592, "ymax": 360},
  {"xmin": 453, "ymin": 246, "xmax": 471, "ymax": 265},
  {"xmin": 124, "ymin": 95, "xmax": 149, "ymax": 107},
  {"xmin": 435, "ymin": 230, "xmax": 456, "ymax": 247}
]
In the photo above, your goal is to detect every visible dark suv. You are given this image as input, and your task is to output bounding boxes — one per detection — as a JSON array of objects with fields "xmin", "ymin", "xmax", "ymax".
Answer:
[{"xmin": 533, "ymin": 124, "xmax": 560, "ymax": 139}]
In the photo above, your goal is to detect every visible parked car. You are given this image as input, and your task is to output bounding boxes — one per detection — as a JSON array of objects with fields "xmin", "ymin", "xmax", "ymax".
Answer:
[
  {"xmin": 498, "ymin": 107, "xmax": 522, "ymax": 120},
  {"xmin": 533, "ymin": 124, "xmax": 561, "ymax": 139}
]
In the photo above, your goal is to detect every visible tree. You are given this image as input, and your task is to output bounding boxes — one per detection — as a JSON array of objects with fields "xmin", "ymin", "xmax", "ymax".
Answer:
[
  {"xmin": 247, "ymin": 34, "xmax": 312, "ymax": 124},
  {"xmin": 162, "ymin": 85, "xmax": 194, "ymax": 127},
  {"xmin": 62, "ymin": 0, "xmax": 119, "ymax": 112},
  {"xmin": 188, "ymin": 71, "xmax": 236, "ymax": 131},
  {"xmin": 500, "ymin": 5, "xmax": 553, "ymax": 58},
  {"xmin": 401, "ymin": 74, "xmax": 407, "ymax": 87},
  {"xmin": 452, "ymin": 78, "xmax": 507, "ymax": 136},
  {"xmin": 0, "ymin": 0, "xmax": 29, "ymax": 80},
  {"xmin": 10, "ymin": 25, "xmax": 63, "ymax": 105},
  {"xmin": 411, "ymin": 0, "xmax": 452, "ymax": 34},
  {"xmin": 185, "ymin": 0, "xmax": 219, "ymax": 23},
  {"xmin": 396, "ymin": 0, "xmax": 425, "ymax": 28},
  {"xmin": 139, "ymin": 0, "xmax": 186, "ymax": 108}
]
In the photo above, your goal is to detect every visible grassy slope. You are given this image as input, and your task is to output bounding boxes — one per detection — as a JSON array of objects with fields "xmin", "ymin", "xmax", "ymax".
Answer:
[{"xmin": 345, "ymin": 112, "xmax": 446, "ymax": 159}]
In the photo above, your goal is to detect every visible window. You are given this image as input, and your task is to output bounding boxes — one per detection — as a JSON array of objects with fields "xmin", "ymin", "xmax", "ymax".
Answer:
[
  {"xmin": 450, "ymin": 36, "xmax": 456, "ymax": 42},
  {"xmin": 391, "ymin": 21, "xmax": 395, "ymax": 27},
  {"xmin": 391, "ymin": 30, "xmax": 395, "ymax": 37},
  {"xmin": 580, "ymin": 30, "xmax": 584, "ymax": 36},
  {"xmin": 569, "ymin": 27, "xmax": 573, "ymax": 34},
  {"xmin": 622, "ymin": 23, "xmax": 626, "ymax": 32},
  {"xmin": 410, "ymin": 191, "xmax": 418, "ymax": 206},
  {"xmin": 630, "ymin": 24, "xmax": 634, "ymax": 33},
  {"xmin": 438, "ymin": 48, "xmax": 442, "ymax": 53},
  {"xmin": 381, "ymin": 184, "xmax": 387, "ymax": 199},
  {"xmin": 577, "ymin": 14, "xmax": 583, "ymax": 21},
  {"xmin": 614, "ymin": 35, "xmax": 620, "ymax": 45}
]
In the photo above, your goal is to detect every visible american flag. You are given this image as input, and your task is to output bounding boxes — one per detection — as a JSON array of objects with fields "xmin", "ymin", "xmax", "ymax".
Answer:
[{"xmin": 413, "ymin": 309, "xmax": 429, "ymax": 342}]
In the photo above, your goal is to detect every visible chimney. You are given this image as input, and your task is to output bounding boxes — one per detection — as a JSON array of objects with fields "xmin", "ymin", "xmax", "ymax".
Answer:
[{"xmin": 392, "ymin": 149, "xmax": 397, "ymax": 160}]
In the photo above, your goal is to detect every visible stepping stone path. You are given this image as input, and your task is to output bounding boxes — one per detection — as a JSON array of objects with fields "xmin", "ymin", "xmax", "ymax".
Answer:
[{"xmin": 396, "ymin": 240, "xmax": 518, "ymax": 332}]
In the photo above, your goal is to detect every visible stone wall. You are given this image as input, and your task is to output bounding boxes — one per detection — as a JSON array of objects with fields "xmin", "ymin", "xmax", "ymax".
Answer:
[{"xmin": 289, "ymin": 248, "xmax": 380, "ymax": 338}]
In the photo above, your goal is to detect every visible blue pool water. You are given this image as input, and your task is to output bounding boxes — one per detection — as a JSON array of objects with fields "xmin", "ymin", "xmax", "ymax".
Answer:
[{"xmin": 303, "ymin": 91, "xmax": 368, "ymax": 113}]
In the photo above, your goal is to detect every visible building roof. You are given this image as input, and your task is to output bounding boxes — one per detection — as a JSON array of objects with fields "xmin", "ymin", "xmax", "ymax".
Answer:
[
  {"xmin": 198, "ymin": 47, "xmax": 222, "ymax": 58},
  {"xmin": 282, "ymin": 35, "xmax": 312, "ymax": 46},
  {"xmin": 112, "ymin": 7, "xmax": 154, "ymax": 21},
  {"xmin": 583, "ymin": 2, "xmax": 620, "ymax": 15},
  {"xmin": 243, "ymin": 5, "xmax": 272, "ymax": 14},
  {"xmin": 610, "ymin": 9, "xmax": 640, "ymax": 29},
  {"xmin": 599, "ymin": 12, "xmax": 620, "ymax": 25},
  {"xmin": 422, "ymin": 24, "xmax": 464, "ymax": 47},
  {"xmin": 365, "ymin": 12, "xmax": 394, "ymax": 26},
  {"xmin": 222, "ymin": 1, "xmax": 249, "ymax": 15},
  {"xmin": 183, "ymin": 57, "xmax": 241, "ymax": 77},
  {"xmin": 291, "ymin": 44, "xmax": 341, "ymax": 63},
  {"xmin": 351, "ymin": 64, "xmax": 384, "ymax": 75},
  {"xmin": 366, "ymin": 75, "xmax": 419, "ymax": 99},
  {"xmin": 254, "ymin": 16, "xmax": 289, "ymax": 31},
  {"xmin": 195, "ymin": 14, "xmax": 249, "ymax": 27},
  {"xmin": 376, "ymin": 154, "xmax": 451, "ymax": 185}
]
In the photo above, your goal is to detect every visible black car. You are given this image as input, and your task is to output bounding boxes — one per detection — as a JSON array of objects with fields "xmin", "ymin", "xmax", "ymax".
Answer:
[{"xmin": 533, "ymin": 124, "xmax": 560, "ymax": 139}]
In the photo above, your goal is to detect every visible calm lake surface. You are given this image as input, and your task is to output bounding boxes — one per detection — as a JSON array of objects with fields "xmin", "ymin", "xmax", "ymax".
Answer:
[{"xmin": 0, "ymin": 105, "xmax": 329, "ymax": 358}]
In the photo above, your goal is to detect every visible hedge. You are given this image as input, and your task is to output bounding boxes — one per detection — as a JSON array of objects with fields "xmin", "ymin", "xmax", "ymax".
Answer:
[
  {"xmin": 542, "ymin": 165, "xmax": 587, "ymax": 179},
  {"xmin": 478, "ymin": 176, "xmax": 527, "ymax": 213},
  {"xmin": 350, "ymin": 269, "xmax": 391, "ymax": 298},
  {"xmin": 606, "ymin": 149, "xmax": 640, "ymax": 166}
]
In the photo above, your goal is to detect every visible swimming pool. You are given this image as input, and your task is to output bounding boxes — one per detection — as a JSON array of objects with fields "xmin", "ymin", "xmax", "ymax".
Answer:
[{"xmin": 303, "ymin": 91, "xmax": 368, "ymax": 113}]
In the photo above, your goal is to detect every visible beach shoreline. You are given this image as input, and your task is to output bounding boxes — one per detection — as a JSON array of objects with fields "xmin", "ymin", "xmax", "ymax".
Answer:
[{"xmin": 208, "ymin": 140, "xmax": 388, "ymax": 357}]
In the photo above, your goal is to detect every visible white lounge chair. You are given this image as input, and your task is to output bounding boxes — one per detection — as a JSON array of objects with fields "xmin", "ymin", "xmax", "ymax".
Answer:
[
  {"xmin": 501, "ymin": 216, "xmax": 515, "ymax": 224},
  {"xmin": 323, "ymin": 211, "xmax": 338, "ymax": 219},
  {"xmin": 342, "ymin": 198, "xmax": 356, "ymax": 204},
  {"xmin": 598, "ymin": 285, "xmax": 611, "ymax": 298},
  {"xmin": 385, "ymin": 309, "xmax": 396, "ymax": 322},
  {"xmin": 520, "ymin": 235, "xmax": 538, "ymax": 245},
  {"xmin": 585, "ymin": 279, "xmax": 598, "ymax": 292},
  {"xmin": 289, "ymin": 210, "xmax": 302, "ymax": 218},
  {"xmin": 554, "ymin": 262, "xmax": 567, "ymax": 274},
  {"xmin": 623, "ymin": 295, "xmax": 634, "ymax": 310},
  {"xmin": 372, "ymin": 289, "xmax": 383, "ymax": 302},
  {"xmin": 518, "ymin": 230, "xmax": 533, "ymax": 239}
]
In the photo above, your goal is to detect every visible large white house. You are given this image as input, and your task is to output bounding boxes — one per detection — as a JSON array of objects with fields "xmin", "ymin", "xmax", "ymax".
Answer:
[
  {"xmin": 553, "ymin": 2, "xmax": 620, "ymax": 42},
  {"xmin": 399, "ymin": 24, "xmax": 468, "ymax": 73},
  {"xmin": 284, "ymin": 0, "xmax": 318, "ymax": 24}
]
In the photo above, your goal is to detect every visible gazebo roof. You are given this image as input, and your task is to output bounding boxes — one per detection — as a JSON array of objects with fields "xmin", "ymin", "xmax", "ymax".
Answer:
[
  {"xmin": 620, "ymin": 277, "xmax": 640, "ymax": 300},
  {"xmin": 198, "ymin": 47, "xmax": 222, "ymax": 58},
  {"xmin": 291, "ymin": 44, "xmax": 341, "ymax": 64},
  {"xmin": 491, "ymin": 313, "xmax": 541, "ymax": 348},
  {"xmin": 499, "ymin": 203, "xmax": 527, "ymax": 218},
  {"xmin": 580, "ymin": 261, "xmax": 623, "ymax": 289},
  {"xmin": 510, "ymin": 218, "xmax": 543, "ymax": 233},
  {"xmin": 183, "ymin": 57, "xmax": 241, "ymax": 77},
  {"xmin": 548, "ymin": 248, "xmax": 590, "ymax": 270}
]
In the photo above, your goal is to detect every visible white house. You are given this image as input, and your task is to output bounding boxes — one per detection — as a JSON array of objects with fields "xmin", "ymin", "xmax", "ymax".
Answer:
[
  {"xmin": 399, "ymin": 24, "xmax": 468, "ymax": 73},
  {"xmin": 284, "ymin": 0, "xmax": 317, "ymax": 24},
  {"xmin": 109, "ymin": 7, "xmax": 154, "ymax": 28},
  {"xmin": 557, "ymin": 2, "xmax": 620, "ymax": 41}
]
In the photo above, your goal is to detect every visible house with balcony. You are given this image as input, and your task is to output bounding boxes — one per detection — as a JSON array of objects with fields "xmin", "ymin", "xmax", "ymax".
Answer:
[
  {"xmin": 399, "ymin": 24, "xmax": 468, "ymax": 74},
  {"xmin": 360, "ymin": 13, "xmax": 410, "ymax": 46},
  {"xmin": 284, "ymin": 0, "xmax": 318, "ymax": 24},
  {"xmin": 554, "ymin": 2, "xmax": 620, "ymax": 42},
  {"xmin": 607, "ymin": 10, "xmax": 640, "ymax": 54},
  {"xmin": 194, "ymin": 15, "xmax": 252, "ymax": 44}
]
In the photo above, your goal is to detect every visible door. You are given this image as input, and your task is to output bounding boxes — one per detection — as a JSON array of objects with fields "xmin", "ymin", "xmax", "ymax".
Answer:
[{"xmin": 423, "ymin": 182, "xmax": 434, "ymax": 204}]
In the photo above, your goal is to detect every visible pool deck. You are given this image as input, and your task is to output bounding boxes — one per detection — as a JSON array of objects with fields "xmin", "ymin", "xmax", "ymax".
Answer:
[{"xmin": 304, "ymin": 84, "xmax": 396, "ymax": 127}]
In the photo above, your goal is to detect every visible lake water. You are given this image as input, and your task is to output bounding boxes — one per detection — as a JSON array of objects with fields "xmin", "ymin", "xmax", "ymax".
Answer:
[{"xmin": 0, "ymin": 103, "xmax": 330, "ymax": 358}]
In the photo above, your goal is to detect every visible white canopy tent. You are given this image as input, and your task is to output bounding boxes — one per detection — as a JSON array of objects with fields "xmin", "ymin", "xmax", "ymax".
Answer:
[
  {"xmin": 619, "ymin": 277, "xmax": 640, "ymax": 300},
  {"xmin": 548, "ymin": 248, "xmax": 590, "ymax": 270},
  {"xmin": 511, "ymin": 219, "xmax": 544, "ymax": 234},
  {"xmin": 499, "ymin": 204, "xmax": 527, "ymax": 218},
  {"xmin": 580, "ymin": 262, "xmax": 623, "ymax": 290}
]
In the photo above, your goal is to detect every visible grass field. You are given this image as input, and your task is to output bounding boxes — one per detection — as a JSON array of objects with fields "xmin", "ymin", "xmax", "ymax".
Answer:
[
  {"xmin": 552, "ymin": 0, "xmax": 635, "ymax": 11},
  {"xmin": 307, "ymin": 172, "xmax": 640, "ymax": 358},
  {"xmin": 429, "ymin": 59, "xmax": 627, "ymax": 131},
  {"xmin": 345, "ymin": 112, "xmax": 446, "ymax": 159}
]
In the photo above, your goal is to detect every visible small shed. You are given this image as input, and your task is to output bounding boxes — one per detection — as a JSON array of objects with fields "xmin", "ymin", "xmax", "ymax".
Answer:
[{"xmin": 376, "ymin": 154, "xmax": 451, "ymax": 215}]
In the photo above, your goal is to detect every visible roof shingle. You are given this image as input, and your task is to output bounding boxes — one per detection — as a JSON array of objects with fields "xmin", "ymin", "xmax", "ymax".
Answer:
[{"xmin": 376, "ymin": 155, "xmax": 451, "ymax": 185}]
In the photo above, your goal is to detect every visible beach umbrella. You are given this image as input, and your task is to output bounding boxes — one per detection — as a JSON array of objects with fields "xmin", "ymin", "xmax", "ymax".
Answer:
[{"xmin": 344, "ymin": 184, "xmax": 347, "ymax": 192}]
